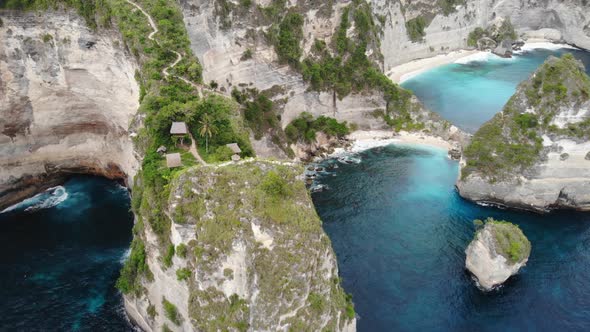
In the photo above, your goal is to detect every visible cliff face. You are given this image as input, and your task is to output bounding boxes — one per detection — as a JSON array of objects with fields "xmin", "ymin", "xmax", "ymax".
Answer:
[
  {"xmin": 180, "ymin": 0, "xmax": 388, "ymax": 130},
  {"xmin": 179, "ymin": 0, "xmax": 469, "ymax": 158},
  {"xmin": 458, "ymin": 54, "xmax": 590, "ymax": 212},
  {"xmin": 124, "ymin": 161, "xmax": 355, "ymax": 332},
  {"xmin": 379, "ymin": 0, "xmax": 590, "ymax": 71},
  {"xmin": 0, "ymin": 10, "xmax": 140, "ymax": 210}
]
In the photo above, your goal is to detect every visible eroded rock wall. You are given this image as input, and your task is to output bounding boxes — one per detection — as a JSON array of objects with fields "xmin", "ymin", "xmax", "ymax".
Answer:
[
  {"xmin": 124, "ymin": 161, "xmax": 356, "ymax": 331},
  {"xmin": 379, "ymin": 0, "xmax": 590, "ymax": 71},
  {"xmin": 0, "ymin": 10, "xmax": 140, "ymax": 210}
]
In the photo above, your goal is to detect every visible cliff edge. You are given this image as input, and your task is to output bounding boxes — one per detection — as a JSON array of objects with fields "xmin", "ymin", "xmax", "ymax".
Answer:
[
  {"xmin": 0, "ymin": 10, "xmax": 140, "ymax": 210},
  {"xmin": 121, "ymin": 161, "xmax": 356, "ymax": 331},
  {"xmin": 458, "ymin": 54, "xmax": 590, "ymax": 212}
]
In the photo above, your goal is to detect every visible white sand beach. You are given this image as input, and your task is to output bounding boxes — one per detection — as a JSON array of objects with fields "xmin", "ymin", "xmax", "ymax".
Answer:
[
  {"xmin": 327, "ymin": 130, "xmax": 452, "ymax": 159},
  {"xmin": 387, "ymin": 41, "xmax": 580, "ymax": 84}
]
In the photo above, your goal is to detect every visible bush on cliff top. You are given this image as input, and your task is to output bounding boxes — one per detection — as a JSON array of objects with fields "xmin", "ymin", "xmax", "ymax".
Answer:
[{"xmin": 483, "ymin": 218, "xmax": 531, "ymax": 264}]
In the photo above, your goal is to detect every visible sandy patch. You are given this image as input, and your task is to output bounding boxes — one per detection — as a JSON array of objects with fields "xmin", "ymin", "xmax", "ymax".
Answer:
[
  {"xmin": 327, "ymin": 130, "xmax": 452, "ymax": 158},
  {"xmin": 386, "ymin": 49, "xmax": 479, "ymax": 84},
  {"xmin": 387, "ymin": 41, "xmax": 579, "ymax": 84}
]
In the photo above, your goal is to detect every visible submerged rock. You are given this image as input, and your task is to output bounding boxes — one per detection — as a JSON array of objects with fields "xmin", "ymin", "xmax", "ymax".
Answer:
[{"xmin": 465, "ymin": 219, "xmax": 531, "ymax": 291}]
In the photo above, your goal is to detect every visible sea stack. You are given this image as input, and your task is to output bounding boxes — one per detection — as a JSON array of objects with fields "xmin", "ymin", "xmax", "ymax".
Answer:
[{"xmin": 465, "ymin": 219, "xmax": 531, "ymax": 291}]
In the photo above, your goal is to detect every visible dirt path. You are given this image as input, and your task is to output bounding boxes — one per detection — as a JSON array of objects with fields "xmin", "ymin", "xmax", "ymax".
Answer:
[
  {"xmin": 188, "ymin": 134, "xmax": 207, "ymax": 165},
  {"xmin": 125, "ymin": 0, "xmax": 224, "ymax": 163},
  {"xmin": 124, "ymin": 0, "xmax": 228, "ymax": 99}
]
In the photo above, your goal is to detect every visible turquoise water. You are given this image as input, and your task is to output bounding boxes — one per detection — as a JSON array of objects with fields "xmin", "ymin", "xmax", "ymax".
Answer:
[
  {"xmin": 312, "ymin": 145, "xmax": 590, "ymax": 331},
  {"xmin": 0, "ymin": 177, "xmax": 135, "ymax": 331},
  {"xmin": 401, "ymin": 48, "xmax": 590, "ymax": 133}
]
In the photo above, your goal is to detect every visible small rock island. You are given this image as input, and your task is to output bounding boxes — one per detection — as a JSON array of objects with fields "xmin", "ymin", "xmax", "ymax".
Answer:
[{"xmin": 465, "ymin": 218, "xmax": 531, "ymax": 291}]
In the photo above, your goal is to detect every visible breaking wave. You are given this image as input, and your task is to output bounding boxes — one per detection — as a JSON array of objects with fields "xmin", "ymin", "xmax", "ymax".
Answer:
[{"xmin": 1, "ymin": 186, "xmax": 68, "ymax": 214}]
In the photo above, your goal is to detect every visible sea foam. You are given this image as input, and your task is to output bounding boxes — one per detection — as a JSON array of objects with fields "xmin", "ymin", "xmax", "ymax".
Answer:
[{"xmin": 1, "ymin": 186, "xmax": 69, "ymax": 213}]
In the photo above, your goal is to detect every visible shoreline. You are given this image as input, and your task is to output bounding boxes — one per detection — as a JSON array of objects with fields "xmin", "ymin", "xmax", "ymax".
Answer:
[
  {"xmin": 324, "ymin": 130, "xmax": 453, "ymax": 159},
  {"xmin": 387, "ymin": 41, "xmax": 581, "ymax": 84}
]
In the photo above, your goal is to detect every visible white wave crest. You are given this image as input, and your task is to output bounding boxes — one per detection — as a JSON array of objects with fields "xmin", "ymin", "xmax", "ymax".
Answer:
[
  {"xmin": 120, "ymin": 247, "xmax": 132, "ymax": 263},
  {"xmin": 520, "ymin": 42, "xmax": 579, "ymax": 51},
  {"xmin": 1, "ymin": 186, "xmax": 69, "ymax": 214},
  {"xmin": 454, "ymin": 52, "xmax": 492, "ymax": 64}
]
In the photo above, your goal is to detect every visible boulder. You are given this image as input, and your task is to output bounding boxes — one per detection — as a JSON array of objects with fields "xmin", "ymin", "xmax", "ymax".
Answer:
[
  {"xmin": 465, "ymin": 219, "xmax": 531, "ymax": 290},
  {"xmin": 448, "ymin": 146, "xmax": 461, "ymax": 160},
  {"xmin": 493, "ymin": 39, "xmax": 513, "ymax": 58}
]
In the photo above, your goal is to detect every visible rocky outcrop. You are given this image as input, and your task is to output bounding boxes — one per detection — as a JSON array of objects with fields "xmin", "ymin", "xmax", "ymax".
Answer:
[
  {"xmin": 0, "ymin": 10, "xmax": 140, "ymax": 210},
  {"xmin": 124, "ymin": 161, "xmax": 356, "ymax": 331},
  {"xmin": 465, "ymin": 219, "xmax": 531, "ymax": 290},
  {"xmin": 458, "ymin": 54, "xmax": 590, "ymax": 212}
]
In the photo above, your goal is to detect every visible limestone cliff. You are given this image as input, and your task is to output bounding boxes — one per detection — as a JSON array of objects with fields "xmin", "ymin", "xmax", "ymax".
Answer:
[
  {"xmin": 458, "ymin": 54, "xmax": 590, "ymax": 212},
  {"xmin": 0, "ymin": 10, "xmax": 140, "ymax": 210},
  {"xmin": 379, "ymin": 0, "xmax": 590, "ymax": 71},
  {"xmin": 123, "ymin": 161, "xmax": 356, "ymax": 332},
  {"xmin": 179, "ymin": 0, "xmax": 589, "ymax": 158}
]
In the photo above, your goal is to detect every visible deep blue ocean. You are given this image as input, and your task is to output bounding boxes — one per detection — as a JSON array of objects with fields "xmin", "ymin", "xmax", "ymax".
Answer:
[
  {"xmin": 312, "ymin": 46, "xmax": 590, "ymax": 331},
  {"xmin": 313, "ymin": 146, "xmax": 590, "ymax": 331},
  {"xmin": 0, "ymin": 177, "xmax": 135, "ymax": 331},
  {"xmin": 401, "ymin": 47, "xmax": 590, "ymax": 132}
]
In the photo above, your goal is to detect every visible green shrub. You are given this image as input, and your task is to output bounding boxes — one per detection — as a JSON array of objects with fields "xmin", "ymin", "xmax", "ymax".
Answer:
[
  {"xmin": 163, "ymin": 244, "xmax": 175, "ymax": 268},
  {"xmin": 241, "ymin": 48, "xmax": 253, "ymax": 60},
  {"xmin": 438, "ymin": 0, "xmax": 464, "ymax": 15},
  {"xmin": 162, "ymin": 297, "xmax": 181, "ymax": 325},
  {"xmin": 176, "ymin": 268, "xmax": 191, "ymax": 281},
  {"xmin": 285, "ymin": 112, "xmax": 350, "ymax": 143},
  {"xmin": 467, "ymin": 27, "xmax": 485, "ymax": 47},
  {"xmin": 116, "ymin": 239, "xmax": 151, "ymax": 295},
  {"xmin": 487, "ymin": 219, "xmax": 531, "ymax": 263},
  {"xmin": 406, "ymin": 16, "xmax": 427, "ymax": 42},
  {"xmin": 514, "ymin": 113, "xmax": 538, "ymax": 129},
  {"xmin": 42, "ymin": 33, "xmax": 53, "ymax": 43},
  {"xmin": 308, "ymin": 293, "xmax": 325, "ymax": 312},
  {"xmin": 176, "ymin": 243, "xmax": 188, "ymax": 258},
  {"xmin": 260, "ymin": 171, "xmax": 291, "ymax": 198},
  {"xmin": 273, "ymin": 12, "xmax": 304, "ymax": 68},
  {"xmin": 147, "ymin": 303, "xmax": 157, "ymax": 319}
]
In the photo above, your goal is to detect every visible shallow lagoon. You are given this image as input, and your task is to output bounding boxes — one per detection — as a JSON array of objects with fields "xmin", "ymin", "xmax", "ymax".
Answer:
[{"xmin": 401, "ymin": 47, "xmax": 590, "ymax": 133}]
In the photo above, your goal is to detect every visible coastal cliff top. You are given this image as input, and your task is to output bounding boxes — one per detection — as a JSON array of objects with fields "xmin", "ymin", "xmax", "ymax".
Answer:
[
  {"xmin": 462, "ymin": 54, "xmax": 590, "ymax": 182},
  {"xmin": 164, "ymin": 160, "xmax": 355, "ymax": 330}
]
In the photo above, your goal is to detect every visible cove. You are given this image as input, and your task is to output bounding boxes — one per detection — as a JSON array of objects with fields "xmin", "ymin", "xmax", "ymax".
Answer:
[
  {"xmin": 0, "ymin": 176, "xmax": 134, "ymax": 331},
  {"xmin": 401, "ymin": 47, "xmax": 590, "ymax": 133},
  {"xmin": 312, "ymin": 145, "xmax": 590, "ymax": 331}
]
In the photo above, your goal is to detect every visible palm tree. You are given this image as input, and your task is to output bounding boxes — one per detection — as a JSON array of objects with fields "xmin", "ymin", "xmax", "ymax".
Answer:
[{"xmin": 199, "ymin": 113, "xmax": 217, "ymax": 153}]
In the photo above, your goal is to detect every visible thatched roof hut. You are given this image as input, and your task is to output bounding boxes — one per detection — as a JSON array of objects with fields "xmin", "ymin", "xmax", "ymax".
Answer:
[
  {"xmin": 170, "ymin": 122, "xmax": 188, "ymax": 135},
  {"xmin": 165, "ymin": 153, "xmax": 182, "ymax": 168},
  {"xmin": 226, "ymin": 143, "xmax": 241, "ymax": 154}
]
